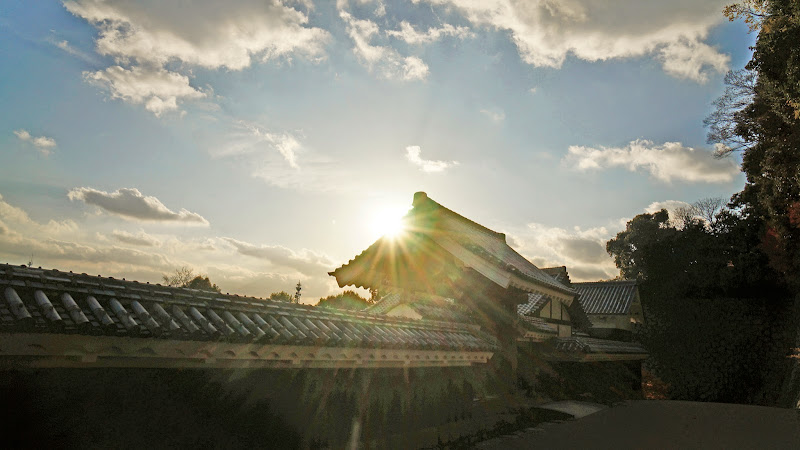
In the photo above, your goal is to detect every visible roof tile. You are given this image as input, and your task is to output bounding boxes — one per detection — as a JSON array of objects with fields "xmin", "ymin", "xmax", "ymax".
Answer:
[{"xmin": 573, "ymin": 281, "xmax": 638, "ymax": 315}]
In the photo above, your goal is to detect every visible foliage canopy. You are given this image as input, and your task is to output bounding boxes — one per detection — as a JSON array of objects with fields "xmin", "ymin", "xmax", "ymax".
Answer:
[
  {"xmin": 162, "ymin": 266, "xmax": 221, "ymax": 293},
  {"xmin": 316, "ymin": 290, "xmax": 372, "ymax": 311}
]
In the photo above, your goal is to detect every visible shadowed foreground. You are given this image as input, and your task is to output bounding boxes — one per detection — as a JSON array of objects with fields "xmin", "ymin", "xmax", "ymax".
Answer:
[{"xmin": 477, "ymin": 400, "xmax": 800, "ymax": 450}]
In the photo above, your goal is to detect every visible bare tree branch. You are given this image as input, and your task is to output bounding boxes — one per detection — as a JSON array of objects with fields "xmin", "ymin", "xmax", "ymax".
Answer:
[
  {"xmin": 162, "ymin": 266, "xmax": 194, "ymax": 287},
  {"xmin": 704, "ymin": 69, "xmax": 757, "ymax": 157},
  {"xmin": 694, "ymin": 198, "xmax": 727, "ymax": 225}
]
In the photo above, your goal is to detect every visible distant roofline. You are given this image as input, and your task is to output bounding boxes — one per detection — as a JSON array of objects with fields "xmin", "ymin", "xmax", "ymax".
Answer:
[
  {"xmin": 572, "ymin": 280, "xmax": 638, "ymax": 286},
  {"xmin": 0, "ymin": 262, "xmax": 483, "ymax": 332}
]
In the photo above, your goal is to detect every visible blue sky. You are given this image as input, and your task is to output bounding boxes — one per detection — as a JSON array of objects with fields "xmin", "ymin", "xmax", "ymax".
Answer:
[{"xmin": 0, "ymin": 0, "xmax": 754, "ymax": 301}]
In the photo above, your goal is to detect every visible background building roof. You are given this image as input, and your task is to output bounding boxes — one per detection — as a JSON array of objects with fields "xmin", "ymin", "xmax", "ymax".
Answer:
[{"xmin": 572, "ymin": 281, "xmax": 638, "ymax": 315}]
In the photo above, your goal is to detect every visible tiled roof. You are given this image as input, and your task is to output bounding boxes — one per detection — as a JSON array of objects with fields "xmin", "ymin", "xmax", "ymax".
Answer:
[
  {"xmin": 365, "ymin": 292, "xmax": 403, "ymax": 315},
  {"xmin": 554, "ymin": 336, "xmax": 647, "ymax": 354},
  {"xmin": 515, "ymin": 291, "xmax": 593, "ymax": 332},
  {"xmin": 408, "ymin": 304, "xmax": 473, "ymax": 323},
  {"xmin": 572, "ymin": 281, "xmax": 638, "ymax": 315},
  {"xmin": 516, "ymin": 292, "xmax": 550, "ymax": 316},
  {"xmin": 0, "ymin": 264, "xmax": 497, "ymax": 353},
  {"xmin": 426, "ymin": 195, "xmax": 572, "ymax": 294},
  {"xmin": 331, "ymin": 192, "xmax": 575, "ymax": 296},
  {"xmin": 541, "ymin": 266, "xmax": 571, "ymax": 286},
  {"xmin": 367, "ymin": 292, "xmax": 474, "ymax": 324},
  {"xmin": 519, "ymin": 316, "xmax": 557, "ymax": 334}
]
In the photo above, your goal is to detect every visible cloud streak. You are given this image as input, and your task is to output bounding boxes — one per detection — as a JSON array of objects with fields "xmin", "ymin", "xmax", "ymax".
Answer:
[
  {"xmin": 386, "ymin": 21, "xmax": 473, "ymax": 45},
  {"xmin": 340, "ymin": 11, "xmax": 429, "ymax": 81},
  {"xmin": 480, "ymin": 108, "xmax": 505, "ymax": 123},
  {"xmin": 223, "ymin": 237, "xmax": 335, "ymax": 276},
  {"xmin": 221, "ymin": 121, "xmax": 302, "ymax": 169},
  {"xmin": 68, "ymin": 187, "xmax": 209, "ymax": 225},
  {"xmin": 112, "ymin": 229, "xmax": 161, "ymax": 247},
  {"xmin": 563, "ymin": 139, "xmax": 740, "ymax": 183}
]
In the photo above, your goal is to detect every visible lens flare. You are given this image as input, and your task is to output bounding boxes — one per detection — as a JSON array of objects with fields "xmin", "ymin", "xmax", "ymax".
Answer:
[{"xmin": 370, "ymin": 206, "xmax": 408, "ymax": 239}]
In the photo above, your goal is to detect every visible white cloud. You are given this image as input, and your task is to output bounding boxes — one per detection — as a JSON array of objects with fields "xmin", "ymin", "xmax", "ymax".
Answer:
[
  {"xmin": 386, "ymin": 21, "xmax": 473, "ymax": 44},
  {"xmin": 13, "ymin": 129, "xmax": 56, "ymax": 155},
  {"xmin": 644, "ymin": 199, "xmax": 696, "ymax": 227},
  {"xmin": 0, "ymin": 193, "xmax": 78, "ymax": 239},
  {"xmin": 0, "ymin": 193, "xmax": 340, "ymax": 301},
  {"xmin": 658, "ymin": 37, "xmax": 730, "ymax": 83},
  {"xmin": 0, "ymin": 219, "xmax": 13, "ymax": 237},
  {"xmin": 645, "ymin": 200, "xmax": 693, "ymax": 215},
  {"xmin": 480, "ymin": 108, "xmax": 505, "ymax": 123},
  {"xmin": 84, "ymin": 65, "xmax": 205, "ymax": 116},
  {"xmin": 340, "ymin": 11, "xmax": 429, "ymax": 81},
  {"xmin": 418, "ymin": 0, "xmax": 730, "ymax": 82},
  {"xmin": 405, "ymin": 145, "xmax": 459, "ymax": 173},
  {"xmin": 112, "ymin": 229, "xmax": 161, "ymax": 247},
  {"xmin": 56, "ymin": 39, "xmax": 77, "ymax": 54},
  {"xmin": 68, "ymin": 187, "xmax": 209, "ymax": 225},
  {"xmin": 401, "ymin": 56, "xmax": 430, "ymax": 80},
  {"xmin": 63, "ymin": 0, "xmax": 328, "ymax": 115},
  {"xmin": 0, "ymin": 194, "xmax": 33, "ymax": 227},
  {"xmin": 0, "ymin": 195, "xmax": 169, "ymax": 270},
  {"xmin": 507, "ymin": 222, "xmax": 618, "ymax": 282},
  {"xmin": 374, "ymin": 1, "xmax": 386, "ymax": 17},
  {"xmin": 563, "ymin": 139, "xmax": 740, "ymax": 183},
  {"xmin": 63, "ymin": 0, "xmax": 329, "ymax": 71}
]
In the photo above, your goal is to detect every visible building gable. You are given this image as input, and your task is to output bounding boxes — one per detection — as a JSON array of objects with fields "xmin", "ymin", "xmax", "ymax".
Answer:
[{"xmin": 331, "ymin": 192, "xmax": 577, "ymax": 303}]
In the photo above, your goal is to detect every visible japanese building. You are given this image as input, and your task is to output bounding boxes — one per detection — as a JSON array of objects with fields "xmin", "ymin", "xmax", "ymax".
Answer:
[
  {"xmin": 331, "ymin": 192, "xmax": 647, "ymax": 391},
  {"xmin": 0, "ymin": 191, "xmax": 648, "ymax": 446}
]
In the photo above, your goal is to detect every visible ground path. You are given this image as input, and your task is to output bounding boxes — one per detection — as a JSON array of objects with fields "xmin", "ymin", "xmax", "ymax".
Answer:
[{"xmin": 476, "ymin": 400, "xmax": 800, "ymax": 449}]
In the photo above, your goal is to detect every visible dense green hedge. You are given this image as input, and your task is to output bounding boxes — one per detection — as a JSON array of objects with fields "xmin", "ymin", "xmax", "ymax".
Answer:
[{"xmin": 639, "ymin": 295, "xmax": 798, "ymax": 404}]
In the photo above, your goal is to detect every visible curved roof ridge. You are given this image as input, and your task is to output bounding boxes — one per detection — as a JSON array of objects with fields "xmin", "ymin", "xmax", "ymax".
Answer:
[{"xmin": 413, "ymin": 191, "xmax": 507, "ymax": 240}]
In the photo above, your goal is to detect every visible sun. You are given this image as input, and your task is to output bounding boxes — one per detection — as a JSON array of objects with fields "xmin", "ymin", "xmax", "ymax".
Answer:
[{"xmin": 370, "ymin": 206, "xmax": 409, "ymax": 239}]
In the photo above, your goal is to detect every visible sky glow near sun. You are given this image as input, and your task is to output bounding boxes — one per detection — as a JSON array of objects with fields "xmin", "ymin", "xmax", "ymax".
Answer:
[
  {"xmin": 369, "ymin": 206, "xmax": 410, "ymax": 240},
  {"xmin": 0, "ymin": 0, "xmax": 754, "ymax": 302}
]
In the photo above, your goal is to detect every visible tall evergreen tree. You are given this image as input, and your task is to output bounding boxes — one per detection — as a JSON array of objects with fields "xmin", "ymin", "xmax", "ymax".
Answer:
[{"xmin": 717, "ymin": 0, "xmax": 800, "ymax": 284}]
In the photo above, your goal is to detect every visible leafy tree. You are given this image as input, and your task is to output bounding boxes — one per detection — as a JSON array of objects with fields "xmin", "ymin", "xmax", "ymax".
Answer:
[
  {"xmin": 605, "ymin": 209, "xmax": 675, "ymax": 281},
  {"xmin": 269, "ymin": 291, "xmax": 293, "ymax": 302},
  {"xmin": 607, "ymin": 205, "xmax": 791, "ymax": 403},
  {"xmin": 184, "ymin": 276, "xmax": 221, "ymax": 293},
  {"xmin": 163, "ymin": 267, "xmax": 221, "ymax": 293},
  {"xmin": 713, "ymin": 1, "xmax": 800, "ymax": 285},
  {"xmin": 315, "ymin": 290, "xmax": 371, "ymax": 311},
  {"xmin": 724, "ymin": 1, "xmax": 771, "ymax": 32}
]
